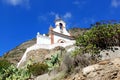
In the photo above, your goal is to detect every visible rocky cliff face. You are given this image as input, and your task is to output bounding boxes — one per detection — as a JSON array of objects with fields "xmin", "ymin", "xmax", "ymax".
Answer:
[{"xmin": 65, "ymin": 58, "xmax": 120, "ymax": 80}]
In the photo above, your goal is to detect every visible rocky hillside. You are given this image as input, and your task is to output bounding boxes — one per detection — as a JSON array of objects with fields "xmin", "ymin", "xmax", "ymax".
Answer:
[
  {"xmin": 34, "ymin": 57, "xmax": 120, "ymax": 80},
  {"xmin": 64, "ymin": 58, "xmax": 120, "ymax": 80},
  {"xmin": 69, "ymin": 28, "xmax": 88, "ymax": 38},
  {"xmin": 3, "ymin": 38, "xmax": 36, "ymax": 64},
  {"xmin": 2, "ymin": 28, "xmax": 87, "ymax": 65},
  {"xmin": 2, "ymin": 25, "xmax": 120, "ymax": 80}
]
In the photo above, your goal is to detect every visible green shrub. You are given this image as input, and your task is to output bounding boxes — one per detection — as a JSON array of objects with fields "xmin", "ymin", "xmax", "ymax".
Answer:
[
  {"xmin": 76, "ymin": 24, "xmax": 120, "ymax": 55},
  {"xmin": 45, "ymin": 53, "xmax": 61, "ymax": 71},
  {"xmin": 0, "ymin": 59, "xmax": 11, "ymax": 73},
  {"xmin": 0, "ymin": 65, "xmax": 30, "ymax": 80},
  {"xmin": 27, "ymin": 62, "xmax": 48, "ymax": 76}
]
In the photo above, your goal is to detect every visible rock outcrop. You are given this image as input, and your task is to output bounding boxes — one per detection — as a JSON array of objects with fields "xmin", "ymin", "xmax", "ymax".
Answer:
[{"xmin": 66, "ymin": 58, "xmax": 120, "ymax": 80}]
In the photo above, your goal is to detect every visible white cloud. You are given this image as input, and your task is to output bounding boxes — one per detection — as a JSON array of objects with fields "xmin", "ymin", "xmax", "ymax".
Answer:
[
  {"xmin": 49, "ymin": 11, "xmax": 72, "ymax": 19},
  {"xmin": 4, "ymin": 0, "xmax": 22, "ymax": 6},
  {"xmin": 55, "ymin": 14, "xmax": 60, "ymax": 19},
  {"xmin": 49, "ymin": 11, "xmax": 56, "ymax": 16},
  {"xmin": 38, "ymin": 12, "xmax": 73, "ymax": 29},
  {"xmin": 73, "ymin": 0, "xmax": 87, "ymax": 8},
  {"xmin": 63, "ymin": 12, "xmax": 72, "ymax": 19},
  {"xmin": 2, "ymin": 0, "xmax": 30, "ymax": 8},
  {"xmin": 83, "ymin": 17, "xmax": 95, "ymax": 24},
  {"xmin": 73, "ymin": 1, "xmax": 80, "ymax": 5},
  {"xmin": 38, "ymin": 16, "xmax": 47, "ymax": 21},
  {"xmin": 111, "ymin": 0, "xmax": 120, "ymax": 8},
  {"xmin": 49, "ymin": 11, "xmax": 60, "ymax": 20}
]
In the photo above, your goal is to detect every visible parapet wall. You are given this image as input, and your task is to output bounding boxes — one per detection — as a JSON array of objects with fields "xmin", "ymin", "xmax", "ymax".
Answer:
[{"xmin": 37, "ymin": 34, "xmax": 50, "ymax": 44}]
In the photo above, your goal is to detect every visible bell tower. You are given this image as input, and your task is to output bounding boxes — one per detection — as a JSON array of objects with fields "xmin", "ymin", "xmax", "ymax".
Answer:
[{"xmin": 53, "ymin": 18, "xmax": 70, "ymax": 36}]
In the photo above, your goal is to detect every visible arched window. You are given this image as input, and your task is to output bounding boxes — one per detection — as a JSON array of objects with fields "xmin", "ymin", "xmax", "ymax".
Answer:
[
  {"xmin": 57, "ymin": 39, "xmax": 66, "ymax": 43},
  {"xmin": 59, "ymin": 23, "xmax": 63, "ymax": 29},
  {"xmin": 60, "ymin": 41, "xmax": 64, "ymax": 43},
  {"xmin": 59, "ymin": 23, "xmax": 63, "ymax": 33}
]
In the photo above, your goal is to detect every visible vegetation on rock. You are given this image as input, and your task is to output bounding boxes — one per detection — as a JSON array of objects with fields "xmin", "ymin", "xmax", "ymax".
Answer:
[
  {"xmin": 0, "ymin": 59, "xmax": 12, "ymax": 73},
  {"xmin": 76, "ymin": 23, "xmax": 120, "ymax": 55},
  {"xmin": 27, "ymin": 62, "xmax": 48, "ymax": 77},
  {"xmin": 0, "ymin": 65, "xmax": 30, "ymax": 80},
  {"xmin": 2, "ymin": 20, "xmax": 120, "ymax": 80}
]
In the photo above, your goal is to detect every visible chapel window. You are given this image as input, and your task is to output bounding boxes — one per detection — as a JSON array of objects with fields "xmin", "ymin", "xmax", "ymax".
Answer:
[{"xmin": 59, "ymin": 23, "xmax": 63, "ymax": 33}]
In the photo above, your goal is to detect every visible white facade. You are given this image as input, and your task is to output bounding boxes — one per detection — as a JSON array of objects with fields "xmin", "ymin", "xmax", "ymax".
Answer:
[
  {"xmin": 17, "ymin": 19, "xmax": 75, "ymax": 68},
  {"xmin": 54, "ymin": 35, "xmax": 72, "ymax": 43},
  {"xmin": 36, "ymin": 19, "xmax": 74, "ymax": 44},
  {"xmin": 53, "ymin": 19, "xmax": 70, "ymax": 36},
  {"xmin": 36, "ymin": 32, "xmax": 50, "ymax": 44}
]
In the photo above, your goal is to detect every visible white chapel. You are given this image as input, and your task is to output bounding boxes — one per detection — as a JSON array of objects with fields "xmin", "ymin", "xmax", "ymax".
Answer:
[
  {"xmin": 17, "ymin": 18, "xmax": 75, "ymax": 68},
  {"xmin": 36, "ymin": 18, "xmax": 74, "ymax": 45}
]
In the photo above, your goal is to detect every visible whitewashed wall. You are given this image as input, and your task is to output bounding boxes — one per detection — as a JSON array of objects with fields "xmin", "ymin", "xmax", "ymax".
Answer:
[
  {"xmin": 36, "ymin": 33, "xmax": 50, "ymax": 44},
  {"xmin": 54, "ymin": 34, "xmax": 72, "ymax": 43},
  {"xmin": 53, "ymin": 19, "xmax": 70, "ymax": 36},
  {"xmin": 63, "ymin": 28, "xmax": 70, "ymax": 36},
  {"xmin": 17, "ymin": 41, "xmax": 75, "ymax": 68},
  {"xmin": 55, "ymin": 20, "xmax": 66, "ymax": 28}
]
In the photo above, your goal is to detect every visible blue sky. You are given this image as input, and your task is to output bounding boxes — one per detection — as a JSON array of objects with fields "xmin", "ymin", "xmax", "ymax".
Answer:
[{"xmin": 0, "ymin": 0, "xmax": 120, "ymax": 56}]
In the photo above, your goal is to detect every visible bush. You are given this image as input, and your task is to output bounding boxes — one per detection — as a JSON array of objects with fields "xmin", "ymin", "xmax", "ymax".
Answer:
[
  {"xmin": 63, "ymin": 53, "xmax": 74, "ymax": 73},
  {"xmin": 45, "ymin": 53, "xmax": 61, "ymax": 71},
  {"xmin": 27, "ymin": 62, "xmax": 48, "ymax": 76},
  {"xmin": 76, "ymin": 24, "xmax": 120, "ymax": 55},
  {"xmin": 73, "ymin": 54, "xmax": 90, "ymax": 68},
  {"xmin": 0, "ymin": 59, "xmax": 11, "ymax": 73},
  {"xmin": 0, "ymin": 65, "xmax": 30, "ymax": 80},
  {"xmin": 62, "ymin": 52, "xmax": 101, "ymax": 76}
]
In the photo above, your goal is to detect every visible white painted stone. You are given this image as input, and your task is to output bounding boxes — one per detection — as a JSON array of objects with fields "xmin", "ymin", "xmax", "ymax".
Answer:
[
  {"xmin": 36, "ymin": 33, "xmax": 50, "ymax": 44},
  {"xmin": 53, "ymin": 34, "xmax": 71, "ymax": 43}
]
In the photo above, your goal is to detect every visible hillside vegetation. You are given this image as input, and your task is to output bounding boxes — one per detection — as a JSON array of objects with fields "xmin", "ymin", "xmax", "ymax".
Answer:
[
  {"xmin": 2, "ymin": 28, "xmax": 87, "ymax": 65},
  {"xmin": 76, "ymin": 23, "xmax": 120, "ymax": 55},
  {"xmin": 1, "ymin": 21, "xmax": 120, "ymax": 80}
]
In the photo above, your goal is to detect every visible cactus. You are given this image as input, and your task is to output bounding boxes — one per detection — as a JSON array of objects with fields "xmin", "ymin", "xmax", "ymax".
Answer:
[
  {"xmin": 46, "ymin": 53, "xmax": 61, "ymax": 71},
  {"xmin": 0, "ymin": 65, "xmax": 30, "ymax": 80}
]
